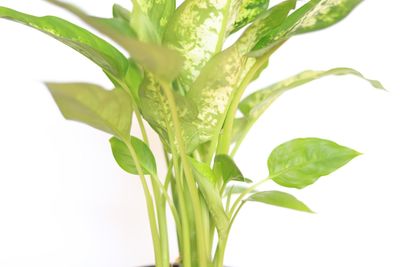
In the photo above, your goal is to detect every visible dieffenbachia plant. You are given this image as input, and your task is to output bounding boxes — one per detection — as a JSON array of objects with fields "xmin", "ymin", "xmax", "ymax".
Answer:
[{"xmin": 0, "ymin": 0, "xmax": 384, "ymax": 266}]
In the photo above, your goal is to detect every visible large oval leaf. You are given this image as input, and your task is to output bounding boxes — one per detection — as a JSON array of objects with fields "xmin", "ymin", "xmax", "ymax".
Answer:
[
  {"xmin": 268, "ymin": 138, "xmax": 361, "ymax": 189},
  {"xmin": 46, "ymin": 83, "xmax": 132, "ymax": 139},
  {"xmin": 247, "ymin": 191, "xmax": 313, "ymax": 213},
  {"xmin": 0, "ymin": 6, "xmax": 128, "ymax": 79},
  {"xmin": 110, "ymin": 136, "xmax": 157, "ymax": 176}
]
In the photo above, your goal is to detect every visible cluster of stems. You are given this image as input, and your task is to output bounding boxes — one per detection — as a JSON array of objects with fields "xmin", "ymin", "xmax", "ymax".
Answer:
[{"xmin": 122, "ymin": 58, "xmax": 271, "ymax": 267}]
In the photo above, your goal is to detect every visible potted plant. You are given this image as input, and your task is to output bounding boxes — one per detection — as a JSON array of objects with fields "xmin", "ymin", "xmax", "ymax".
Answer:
[{"xmin": 0, "ymin": 0, "xmax": 384, "ymax": 266}]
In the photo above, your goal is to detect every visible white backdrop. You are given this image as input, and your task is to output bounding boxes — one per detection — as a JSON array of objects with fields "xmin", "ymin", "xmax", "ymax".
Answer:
[{"xmin": 1, "ymin": 1, "xmax": 399, "ymax": 267}]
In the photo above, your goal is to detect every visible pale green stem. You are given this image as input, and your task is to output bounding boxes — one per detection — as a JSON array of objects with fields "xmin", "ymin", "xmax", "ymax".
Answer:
[
  {"xmin": 166, "ymin": 123, "xmax": 192, "ymax": 267},
  {"xmin": 160, "ymin": 80, "xmax": 209, "ymax": 267},
  {"xmin": 125, "ymin": 140, "xmax": 162, "ymax": 267}
]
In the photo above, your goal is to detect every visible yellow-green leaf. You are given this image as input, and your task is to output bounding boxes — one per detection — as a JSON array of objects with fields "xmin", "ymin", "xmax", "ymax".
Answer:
[{"xmin": 47, "ymin": 83, "xmax": 132, "ymax": 139}]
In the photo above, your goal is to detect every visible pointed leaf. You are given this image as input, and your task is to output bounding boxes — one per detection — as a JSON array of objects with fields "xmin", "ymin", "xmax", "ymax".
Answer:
[
  {"xmin": 233, "ymin": 68, "xmax": 385, "ymax": 148},
  {"xmin": 188, "ymin": 157, "xmax": 229, "ymax": 237},
  {"xmin": 268, "ymin": 138, "xmax": 361, "ymax": 189},
  {"xmin": 0, "ymin": 7, "xmax": 128, "ymax": 79},
  {"xmin": 247, "ymin": 191, "xmax": 313, "ymax": 212},
  {"xmin": 110, "ymin": 136, "xmax": 157, "ymax": 175},
  {"xmin": 164, "ymin": 0, "xmax": 233, "ymax": 92},
  {"xmin": 45, "ymin": 0, "xmax": 137, "ymax": 39},
  {"xmin": 252, "ymin": 0, "xmax": 363, "ymax": 54},
  {"xmin": 224, "ymin": 184, "xmax": 255, "ymax": 197},
  {"xmin": 46, "ymin": 83, "xmax": 132, "ymax": 139},
  {"xmin": 214, "ymin": 154, "xmax": 246, "ymax": 184},
  {"xmin": 240, "ymin": 67, "xmax": 385, "ymax": 117}
]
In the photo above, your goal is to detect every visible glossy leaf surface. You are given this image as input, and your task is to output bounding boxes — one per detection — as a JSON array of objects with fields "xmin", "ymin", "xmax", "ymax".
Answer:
[
  {"xmin": 247, "ymin": 191, "xmax": 313, "ymax": 212},
  {"xmin": 47, "ymin": 83, "xmax": 132, "ymax": 139},
  {"xmin": 110, "ymin": 136, "xmax": 157, "ymax": 175},
  {"xmin": 0, "ymin": 7, "xmax": 128, "ymax": 79},
  {"xmin": 268, "ymin": 138, "xmax": 360, "ymax": 189}
]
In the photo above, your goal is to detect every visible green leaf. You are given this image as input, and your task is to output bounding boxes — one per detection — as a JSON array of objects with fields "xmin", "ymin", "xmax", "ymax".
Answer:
[
  {"xmin": 252, "ymin": 0, "xmax": 362, "ymax": 54},
  {"xmin": 236, "ymin": 0, "xmax": 296, "ymax": 55},
  {"xmin": 247, "ymin": 191, "xmax": 313, "ymax": 213},
  {"xmin": 268, "ymin": 138, "xmax": 361, "ymax": 189},
  {"xmin": 164, "ymin": 0, "xmax": 233, "ymax": 93},
  {"xmin": 46, "ymin": 83, "xmax": 132, "ymax": 139},
  {"xmin": 186, "ymin": 45, "xmax": 247, "ymax": 150},
  {"xmin": 113, "ymin": 4, "xmax": 131, "ymax": 21},
  {"xmin": 110, "ymin": 136, "xmax": 157, "ymax": 175},
  {"xmin": 240, "ymin": 67, "xmax": 385, "ymax": 117},
  {"xmin": 188, "ymin": 157, "xmax": 229, "ymax": 237},
  {"xmin": 131, "ymin": 0, "xmax": 176, "ymax": 42},
  {"xmin": 214, "ymin": 154, "xmax": 246, "ymax": 184},
  {"xmin": 45, "ymin": 0, "xmax": 137, "ymax": 39},
  {"xmin": 233, "ymin": 68, "xmax": 385, "ymax": 149},
  {"xmin": 0, "ymin": 6, "xmax": 128, "ymax": 79},
  {"xmin": 228, "ymin": 0, "xmax": 270, "ymax": 34}
]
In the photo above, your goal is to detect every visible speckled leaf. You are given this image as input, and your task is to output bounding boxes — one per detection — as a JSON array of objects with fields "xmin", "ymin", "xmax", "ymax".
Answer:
[
  {"xmin": 163, "ymin": 0, "xmax": 232, "ymax": 93},
  {"xmin": 252, "ymin": 0, "xmax": 362, "ymax": 53},
  {"xmin": 131, "ymin": 0, "xmax": 175, "ymax": 42},
  {"xmin": 0, "ymin": 7, "xmax": 128, "ymax": 79},
  {"xmin": 247, "ymin": 191, "xmax": 313, "ymax": 212},
  {"xmin": 235, "ymin": 0, "xmax": 296, "ymax": 55},
  {"xmin": 188, "ymin": 157, "xmax": 229, "ymax": 238},
  {"xmin": 186, "ymin": 45, "xmax": 247, "ymax": 150},
  {"xmin": 268, "ymin": 138, "xmax": 361, "ymax": 189},
  {"xmin": 46, "ymin": 83, "xmax": 132, "ymax": 139},
  {"xmin": 228, "ymin": 0, "xmax": 270, "ymax": 34}
]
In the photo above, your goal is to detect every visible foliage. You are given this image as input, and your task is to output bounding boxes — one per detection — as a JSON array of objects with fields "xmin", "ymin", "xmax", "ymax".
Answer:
[{"xmin": 0, "ymin": 1, "xmax": 383, "ymax": 267}]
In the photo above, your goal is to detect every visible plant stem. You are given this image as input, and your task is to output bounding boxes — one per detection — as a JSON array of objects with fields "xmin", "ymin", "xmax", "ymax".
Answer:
[
  {"xmin": 125, "ymin": 140, "xmax": 162, "ymax": 267},
  {"xmin": 160, "ymin": 80, "xmax": 209, "ymax": 267},
  {"xmin": 166, "ymin": 123, "xmax": 192, "ymax": 267},
  {"xmin": 229, "ymin": 177, "xmax": 271, "ymax": 218}
]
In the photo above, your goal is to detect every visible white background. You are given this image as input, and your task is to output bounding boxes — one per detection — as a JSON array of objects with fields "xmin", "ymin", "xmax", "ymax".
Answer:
[{"xmin": 1, "ymin": 1, "xmax": 399, "ymax": 266}]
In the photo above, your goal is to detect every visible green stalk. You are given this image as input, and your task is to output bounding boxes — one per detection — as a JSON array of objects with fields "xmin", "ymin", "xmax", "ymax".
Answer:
[
  {"xmin": 132, "ymin": 105, "xmax": 169, "ymax": 267},
  {"xmin": 166, "ymin": 123, "xmax": 192, "ymax": 267},
  {"xmin": 160, "ymin": 80, "xmax": 209, "ymax": 267},
  {"xmin": 125, "ymin": 140, "xmax": 162, "ymax": 267}
]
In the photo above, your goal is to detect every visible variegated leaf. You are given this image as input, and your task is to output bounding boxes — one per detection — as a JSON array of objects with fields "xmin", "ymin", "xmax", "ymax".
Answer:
[
  {"xmin": 131, "ymin": 0, "xmax": 176, "ymax": 42},
  {"xmin": 228, "ymin": 0, "xmax": 270, "ymax": 34},
  {"xmin": 163, "ymin": 0, "xmax": 233, "ymax": 93},
  {"xmin": 252, "ymin": 0, "xmax": 363, "ymax": 54}
]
